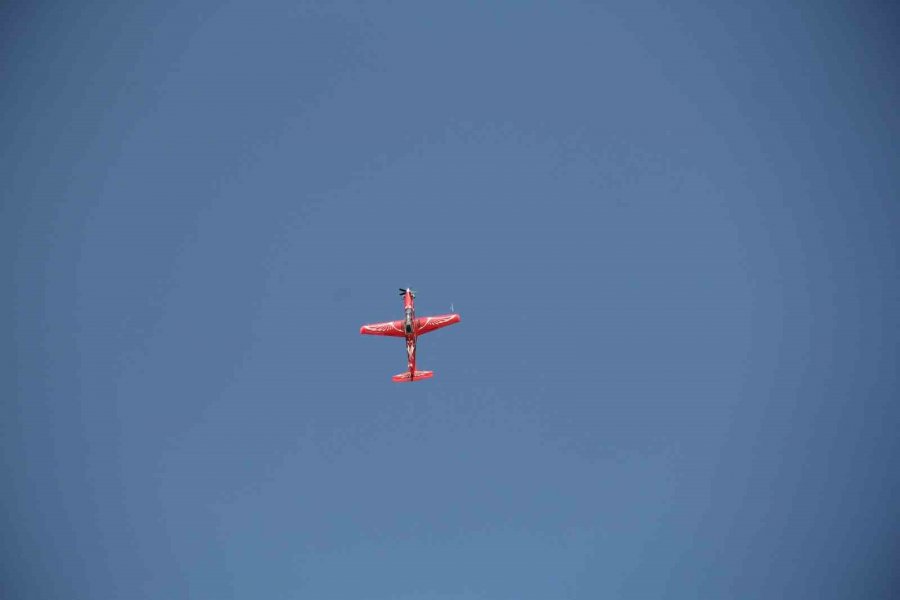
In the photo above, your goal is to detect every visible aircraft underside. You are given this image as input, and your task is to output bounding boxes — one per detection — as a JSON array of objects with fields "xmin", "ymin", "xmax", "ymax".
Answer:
[{"xmin": 360, "ymin": 288, "xmax": 460, "ymax": 382}]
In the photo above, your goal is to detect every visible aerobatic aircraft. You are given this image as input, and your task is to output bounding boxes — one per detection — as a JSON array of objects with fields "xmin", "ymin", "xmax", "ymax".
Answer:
[{"xmin": 360, "ymin": 288, "xmax": 460, "ymax": 382}]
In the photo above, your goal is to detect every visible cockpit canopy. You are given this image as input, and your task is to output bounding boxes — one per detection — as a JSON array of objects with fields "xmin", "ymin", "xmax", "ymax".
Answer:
[{"xmin": 404, "ymin": 308, "xmax": 414, "ymax": 334}]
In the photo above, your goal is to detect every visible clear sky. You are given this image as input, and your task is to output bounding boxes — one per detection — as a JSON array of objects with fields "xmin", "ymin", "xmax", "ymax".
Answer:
[{"xmin": 3, "ymin": 1, "xmax": 899, "ymax": 598}]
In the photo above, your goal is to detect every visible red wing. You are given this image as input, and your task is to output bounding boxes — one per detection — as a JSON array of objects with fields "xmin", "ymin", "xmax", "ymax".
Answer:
[
  {"xmin": 360, "ymin": 320, "xmax": 406, "ymax": 337},
  {"xmin": 415, "ymin": 313, "xmax": 460, "ymax": 335}
]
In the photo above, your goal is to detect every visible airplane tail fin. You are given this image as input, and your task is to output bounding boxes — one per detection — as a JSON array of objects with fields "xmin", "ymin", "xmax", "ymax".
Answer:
[{"xmin": 392, "ymin": 370, "xmax": 434, "ymax": 383}]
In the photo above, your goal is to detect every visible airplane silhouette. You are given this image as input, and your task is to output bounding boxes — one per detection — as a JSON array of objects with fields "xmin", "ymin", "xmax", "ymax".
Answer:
[{"xmin": 360, "ymin": 288, "xmax": 460, "ymax": 382}]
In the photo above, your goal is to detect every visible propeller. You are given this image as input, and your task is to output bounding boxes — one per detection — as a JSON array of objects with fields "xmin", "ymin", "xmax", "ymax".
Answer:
[{"xmin": 398, "ymin": 287, "xmax": 416, "ymax": 297}]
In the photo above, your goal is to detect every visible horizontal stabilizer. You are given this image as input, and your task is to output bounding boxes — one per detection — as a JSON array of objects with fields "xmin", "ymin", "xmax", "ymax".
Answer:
[{"xmin": 392, "ymin": 370, "xmax": 434, "ymax": 383}]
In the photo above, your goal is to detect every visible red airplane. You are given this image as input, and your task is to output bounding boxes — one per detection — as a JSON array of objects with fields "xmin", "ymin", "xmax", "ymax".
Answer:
[{"xmin": 360, "ymin": 288, "xmax": 460, "ymax": 382}]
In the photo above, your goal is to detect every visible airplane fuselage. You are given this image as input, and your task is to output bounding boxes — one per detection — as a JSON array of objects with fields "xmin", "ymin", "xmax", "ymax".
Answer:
[{"xmin": 403, "ymin": 289, "xmax": 417, "ymax": 376}]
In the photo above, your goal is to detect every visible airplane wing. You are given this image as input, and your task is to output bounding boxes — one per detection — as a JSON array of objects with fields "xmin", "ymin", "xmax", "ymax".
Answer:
[
  {"xmin": 415, "ymin": 313, "xmax": 460, "ymax": 335},
  {"xmin": 360, "ymin": 320, "xmax": 406, "ymax": 337}
]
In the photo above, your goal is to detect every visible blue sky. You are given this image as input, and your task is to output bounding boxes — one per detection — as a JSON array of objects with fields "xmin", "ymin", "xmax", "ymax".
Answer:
[{"xmin": 3, "ymin": 1, "xmax": 899, "ymax": 598}]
